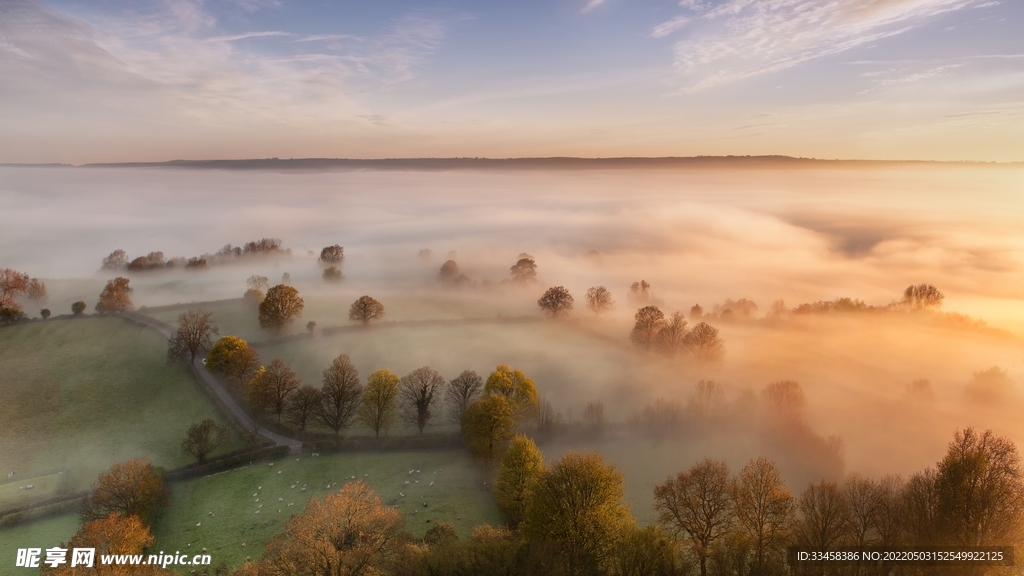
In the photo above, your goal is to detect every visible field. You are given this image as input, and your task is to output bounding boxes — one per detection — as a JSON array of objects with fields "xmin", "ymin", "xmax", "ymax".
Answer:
[
  {"xmin": 0, "ymin": 515, "xmax": 79, "ymax": 576},
  {"xmin": 150, "ymin": 450, "xmax": 501, "ymax": 567},
  {"xmin": 0, "ymin": 317, "xmax": 244, "ymax": 501}
]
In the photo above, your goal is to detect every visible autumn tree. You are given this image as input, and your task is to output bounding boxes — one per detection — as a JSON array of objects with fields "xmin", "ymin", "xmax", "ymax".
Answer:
[
  {"xmin": 494, "ymin": 435, "xmax": 545, "ymax": 529},
  {"xmin": 259, "ymin": 359, "xmax": 301, "ymax": 423},
  {"xmin": 26, "ymin": 278, "xmax": 47, "ymax": 302},
  {"xmin": 349, "ymin": 295, "xmax": 385, "ymax": 325},
  {"xmin": 509, "ymin": 253, "xmax": 538, "ymax": 283},
  {"xmin": 358, "ymin": 369, "xmax": 400, "ymax": 437},
  {"xmin": 318, "ymin": 354, "xmax": 363, "ymax": 435},
  {"xmin": 934, "ymin": 427, "xmax": 1024, "ymax": 546},
  {"xmin": 522, "ymin": 451, "xmax": 635, "ymax": 576},
  {"xmin": 614, "ymin": 526, "xmax": 682, "ymax": 576},
  {"xmin": 42, "ymin": 513, "xmax": 161, "ymax": 576},
  {"xmin": 259, "ymin": 284, "xmax": 305, "ymax": 333},
  {"xmin": 461, "ymin": 395, "xmax": 517, "ymax": 464},
  {"xmin": 537, "ymin": 286, "xmax": 574, "ymax": 318},
  {"xmin": 901, "ymin": 283, "xmax": 944, "ymax": 310},
  {"xmin": 446, "ymin": 370, "xmax": 483, "ymax": 427},
  {"xmin": 259, "ymin": 480, "xmax": 404, "ymax": 576},
  {"xmin": 181, "ymin": 419, "xmax": 228, "ymax": 463},
  {"xmin": 287, "ymin": 386, "xmax": 322, "ymax": 431},
  {"xmin": 0, "ymin": 268, "xmax": 30, "ymax": 313},
  {"xmin": 400, "ymin": 366, "xmax": 445, "ymax": 434},
  {"xmin": 71, "ymin": 300, "xmax": 86, "ymax": 315},
  {"xmin": 484, "ymin": 364, "xmax": 540, "ymax": 421},
  {"xmin": 585, "ymin": 286, "xmax": 614, "ymax": 317},
  {"xmin": 206, "ymin": 336, "xmax": 261, "ymax": 384},
  {"xmin": 630, "ymin": 305, "xmax": 665, "ymax": 350},
  {"xmin": 655, "ymin": 312, "xmax": 688, "ymax": 357},
  {"xmin": 318, "ymin": 244, "xmax": 344, "ymax": 266},
  {"xmin": 80, "ymin": 459, "xmax": 169, "ymax": 527},
  {"xmin": 684, "ymin": 322, "xmax": 724, "ymax": 363},
  {"xmin": 102, "ymin": 249, "xmax": 130, "ymax": 271},
  {"xmin": 730, "ymin": 458, "xmax": 794, "ymax": 573},
  {"xmin": 167, "ymin": 308, "xmax": 218, "ymax": 365},
  {"xmin": 245, "ymin": 367, "xmax": 273, "ymax": 434},
  {"xmin": 95, "ymin": 277, "xmax": 133, "ymax": 314},
  {"xmin": 654, "ymin": 458, "xmax": 732, "ymax": 576}
]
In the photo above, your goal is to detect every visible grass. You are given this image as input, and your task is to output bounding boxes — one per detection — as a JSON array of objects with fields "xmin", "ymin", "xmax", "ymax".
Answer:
[
  {"xmin": 0, "ymin": 474, "xmax": 63, "ymax": 510},
  {"xmin": 0, "ymin": 317, "xmax": 244, "ymax": 504},
  {"xmin": 0, "ymin": 514, "xmax": 79, "ymax": 576},
  {"xmin": 150, "ymin": 450, "xmax": 501, "ymax": 568}
]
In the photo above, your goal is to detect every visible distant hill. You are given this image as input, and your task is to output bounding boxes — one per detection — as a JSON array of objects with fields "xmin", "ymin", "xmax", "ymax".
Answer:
[{"xmin": 2, "ymin": 156, "xmax": 1018, "ymax": 171}]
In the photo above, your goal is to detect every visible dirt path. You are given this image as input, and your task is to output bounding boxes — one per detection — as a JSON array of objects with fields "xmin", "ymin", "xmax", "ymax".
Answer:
[{"xmin": 121, "ymin": 312, "xmax": 303, "ymax": 453}]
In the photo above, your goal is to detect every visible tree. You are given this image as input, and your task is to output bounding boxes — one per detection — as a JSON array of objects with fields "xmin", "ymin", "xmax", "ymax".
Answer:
[
  {"xmin": 934, "ymin": 427, "xmax": 1024, "ymax": 546},
  {"xmin": 654, "ymin": 458, "xmax": 732, "ymax": 576},
  {"xmin": 243, "ymin": 288, "xmax": 265, "ymax": 307},
  {"xmin": 318, "ymin": 354, "xmax": 363, "ymax": 435},
  {"xmin": 323, "ymin": 266, "xmax": 344, "ymax": 283},
  {"xmin": 509, "ymin": 253, "xmax": 537, "ymax": 283},
  {"xmin": 287, "ymin": 386, "xmax": 322, "ymax": 431},
  {"xmin": 494, "ymin": 435, "xmax": 545, "ymax": 529},
  {"xmin": 0, "ymin": 268, "xmax": 30, "ymax": 312},
  {"xmin": 655, "ymin": 312, "xmax": 688, "ymax": 357},
  {"xmin": 259, "ymin": 480, "xmax": 404, "ymax": 576},
  {"xmin": 40, "ymin": 308, "xmax": 50, "ymax": 320},
  {"xmin": 102, "ymin": 249, "xmax": 130, "ymax": 271},
  {"xmin": 400, "ymin": 366, "xmax": 445, "ymax": 434},
  {"xmin": 689, "ymin": 304, "xmax": 704, "ymax": 320},
  {"xmin": 461, "ymin": 395, "xmax": 517, "ymax": 464},
  {"xmin": 629, "ymin": 280, "xmax": 651, "ymax": 303},
  {"xmin": 583, "ymin": 401, "xmax": 606, "ymax": 434},
  {"xmin": 181, "ymin": 419, "xmax": 228, "ymax": 463},
  {"xmin": 445, "ymin": 370, "xmax": 483, "ymax": 426},
  {"xmin": 246, "ymin": 275, "xmax": 269, "ymax": 290},
  {"xmin": 423, "ymin": 521, "xmax": 459, "ymax": 547},
  {"xmin": 762, "ymin": 380, "xmax": 805, "ymax": 416},
  {"xmin": 80, "ymin": 459, "xmax": 169, "ymax": 527},
  {"xmin": 261, "ymin": 359, "xmax": 301, "ymax": 423},
  {"xmin": 522, "ymin": 451, "xmax": 634, "ymax": 576},
  {"xmin": 614, "ymin": 526, "xmax": 682, "ymax": 576},
  {"xmin": 185, "ymin": 256, "xmax": 207, "ymax": 270},
  {"xmin": 42, "ymin": 513, "xmax": 161, "ymax": 576},
  {"xmin": 306, "ymin": 320, "xmax": 316, "ymax": 334},
  {"xmin": 630, "ymin": 306, "xmax": 665, "ymax": 350},
  {"xmin": 167, "ymin": 309, "xmax": 218, "ymax": 365},
  {"xmin": 358, "ymin": 368, "xmax": 400, "ymax": 437},
  {"xmin": 206, "ymin": 336, "xmax": 249, "ymax": 374},
  {"xmin": 438, "ymin": 259, "xmax": 460, "ymax": 282},
  {"xmin": 730, "ymin": 458, "xmax": 794, "ymax": 573},
  {"xmin": 585, "ymin": 286, "xmax": 614, "ymax": 317},
  {"xmin": 537, "ymin": 286, "xmax": 574, "ymax": 318},
  {"xmin": 245, "ymin": 367, "xmax": 274, "ymax": 434},
  {"xmin": 349, "ymin": 295, "xmax": 385, "ymax": 325},
  {"xmin": 484, "ymin": 364, "xmax": 540, "ymax": 421},
  {"xmin": 318, "ymin": 244, "xmax": 344, "ymax": 266},
  {"xmin": 902, "ymin": 283, "xmax": 944, "ymax": 310},
  {"xmin": 794, "ymin": 481, "xmax": 849, "ymax": 550},
  {"xmin": 688, "ymin": 380, "xmax": 725, "ymax": 418},
  {"xmin": 259, "ymin": 284, "xmax": 304, "ymax": 333},
  {"xmin": 26, "ymin": 278, "xmax": 47, "ymax": 302},
  {"xmin": 684, "ymin": 322, "xmax": 724, "ymax": 363},
  {"xmin": 95, "ymin": 277, "xmax": 133, "ymax": 314},
  {"xmin": 843, "ymin": 475, "xmax": 882, "ymax": 548},
  {"xmin": 71, "ymin": 300, "xmax": 86, "ymax": 315}
]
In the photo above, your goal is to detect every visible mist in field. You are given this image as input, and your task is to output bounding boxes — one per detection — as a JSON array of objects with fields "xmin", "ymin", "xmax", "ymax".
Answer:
[{"xmin": 3, "ymin": 163, "xmax": 1023, "ymax": 511}]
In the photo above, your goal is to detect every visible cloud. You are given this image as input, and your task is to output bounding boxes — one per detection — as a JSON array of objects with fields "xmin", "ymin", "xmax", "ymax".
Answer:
[
  {"xmin": 581, "ymin": 0, "xmax": 607, "ymax": 14},
  {"xmin": 655, "ymin": 0, "xmax": 989, "ymax": 91},
  {"xmin": 205, "ymin": 31, "xmax": 290, "ymax": 43}
]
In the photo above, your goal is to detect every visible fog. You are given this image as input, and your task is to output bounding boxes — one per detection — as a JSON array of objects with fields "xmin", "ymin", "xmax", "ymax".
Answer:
[{"xmin": 3, "ymin": 163, "xmax": 1023, "ymax": 511}]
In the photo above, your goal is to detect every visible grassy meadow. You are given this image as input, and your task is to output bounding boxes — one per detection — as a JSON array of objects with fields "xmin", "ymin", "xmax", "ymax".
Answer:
[
  {"xmin": 151, "ymin": 450, "xmax": 501, "ymax": 567},
  {"xmin": 0, "ymin": 317, "xmax": 244, "ymax": 501}
]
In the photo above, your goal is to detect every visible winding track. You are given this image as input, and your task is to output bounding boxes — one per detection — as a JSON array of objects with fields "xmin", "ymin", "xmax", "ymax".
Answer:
[{"xmin": 122, "ymin": 312, "xmax": 303, "ymax": 452}]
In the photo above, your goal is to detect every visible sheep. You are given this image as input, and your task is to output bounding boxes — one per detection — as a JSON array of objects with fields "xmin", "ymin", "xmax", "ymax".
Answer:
[
  {"xmin": 429, "ymin": 481, "xmax": 434, "ymax": 487},
  {"xmin": 277, "ymin": 471, "xmax": 282, "ymax": 474},
  {"xmin": 196, "ymin": 522, "xmax": 201, "ymax": 527},
  {"xmin": 400, "ymin": 492, "xmax": 405, "ymax": 497}
]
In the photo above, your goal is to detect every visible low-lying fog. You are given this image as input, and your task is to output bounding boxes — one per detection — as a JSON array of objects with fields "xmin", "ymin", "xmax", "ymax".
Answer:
[{"xmin": 2, "ymin": 163, "xmax": 1023, "ymax": 499}]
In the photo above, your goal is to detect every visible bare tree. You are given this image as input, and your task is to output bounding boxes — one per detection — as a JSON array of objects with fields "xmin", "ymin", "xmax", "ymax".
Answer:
[
  {"xmin": 225, "ymin": 345, "xmax": 261, "ymax": 385},
  {"xmin": 688, "ymin": 380, "xmax": 725, "ymax": 417},
  {"xmin": 317, "ymin": 354, "xmax": 363, "ymax": 435},
  {"xmin": 349, "ymin": 295, "xmax": 385, "ymax": 325},
  {"xmin": 101, "ymin": 249, "xmax": 129, "ymax": 271},
  {"xmin": 26, "ymin": 278, "xmax": 47, "ymax": 302},
  {"xmin": 446, "ymin": 370, "xmax": 483, "ymax": 426},
  {"xmin": 762, "ymin": 380, "xmax": 805, "ymax": 416},
  {"xmin": 582, "ymin": 401, "xmax": 606, "ymax": 434},
  {"xmin": 629, "ymin": 280, "xmax": 651, "ymax": 303},
  {"xmin": 843, "ymin": 475, "xmax": 882, "ymax": 548},
  {"xmin": 794, "ymin": 480, "xmax": 850, "ymax": 550},
  {"xmin": 585, "ymin": 286, "xmax": 614, "ymax": 317},
  {"xmin": 684, "ymin": 322, "xmax": 724, "ymax": 363},
  {"xmin": 318, "ymin": 244, "xmax": 344, "ymax": 266},
  {"xmin": 246, "ymin": 275, "xmax": 269, "ymax": 290},
  {"xmin": 400, "ymin": 366, "xmax": 445, "ymax": 434},
  {"xmin": 654, "ymin": 458, "xmax": 733, "ymax": 576},
  {"xmin": 537, "ymin": 286, "xmax": 574, "ymax": 318},
  {"xmin": 261, "ymin": 359, "xmax": 301, "ymax": 423},
  {"xmin": 730, "ymin": 458, "xmax": 794, "ymax": 573},
  {"xmin": 166, "ymin": 309, "xmax": 218, "ymax": 365},
  {"xmin": 287, "ymin": 386, "xmax": 322, "ymax": 431},
  {"xmin": 655, "ymin": 312, "xmax": 689, "ymax": 357},
  {"xmin": 630, "ymin": 305, "xmax": 665, "ymax": 350},
  {"xmin": 901, "ymin": 283, "xmax": 944, "ymax": 310},
  {"xmin": 181, "ymin": 419, "xmax": 228, "ymax": 463}
]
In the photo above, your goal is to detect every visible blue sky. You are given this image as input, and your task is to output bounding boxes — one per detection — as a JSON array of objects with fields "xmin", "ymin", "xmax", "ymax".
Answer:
[{"xmin": 1, "ymin": 0, "xmax": 1021, "ymax": 162}]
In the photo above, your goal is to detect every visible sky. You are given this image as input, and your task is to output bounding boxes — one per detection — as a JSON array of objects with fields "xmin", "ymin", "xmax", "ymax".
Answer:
[{"xmin": 0, "ymin": 0, "xmax": 1022, "ymax": 163}]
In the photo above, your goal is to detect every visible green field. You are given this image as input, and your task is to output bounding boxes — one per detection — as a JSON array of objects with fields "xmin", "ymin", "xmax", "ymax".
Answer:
[
  {"xmin": 151, "ymin": 450, "xmax": 501, "ymax": 567},
  {"xmin": 0, "ymin": 515, "xmax": 79, "ymax": 576},
  {"xmin": 0, "ymin": 317, "xmax": 244, "ymax": 502}
]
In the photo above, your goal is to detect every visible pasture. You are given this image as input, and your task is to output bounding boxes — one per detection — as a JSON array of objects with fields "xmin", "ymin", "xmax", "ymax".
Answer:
[{"xmin": 151, "ymin": 450, "xmax": 501, "ymax": 567}]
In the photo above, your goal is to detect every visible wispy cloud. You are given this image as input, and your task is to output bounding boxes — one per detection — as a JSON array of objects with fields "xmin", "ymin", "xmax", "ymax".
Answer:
[
  {"xmin": 656, "ymin": 0, "xmax": 991, "ymax": 92},
  {"xmin": 205, "ymin": 31, "xmax": 289, "ymax": 42},
  {"xmin": 581, "ymin": 0, "xmax": 607, "ymax": 14}
]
